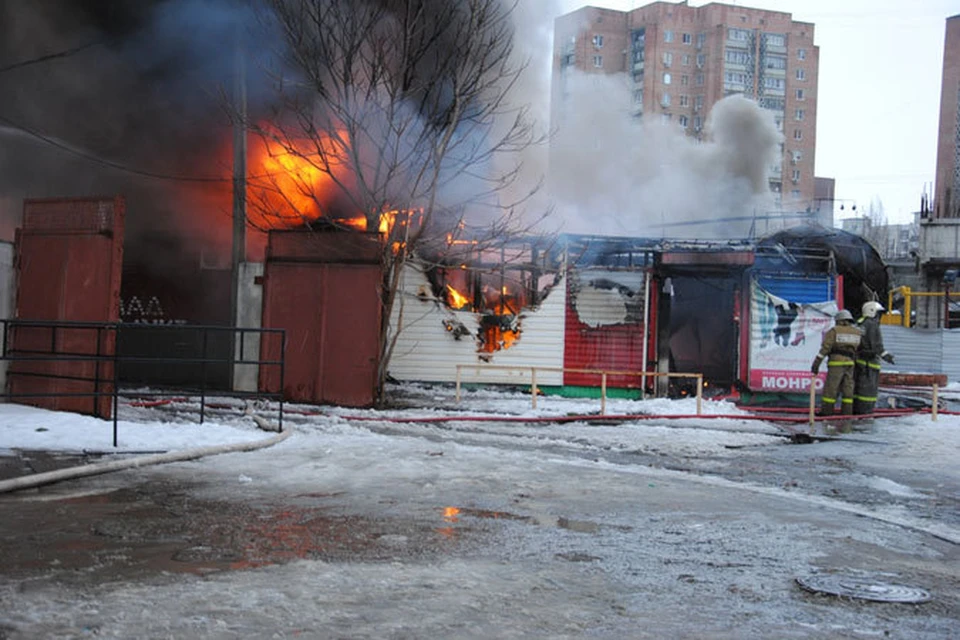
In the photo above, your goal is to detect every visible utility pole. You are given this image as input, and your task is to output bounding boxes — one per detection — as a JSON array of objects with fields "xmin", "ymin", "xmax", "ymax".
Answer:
[{"xmin": 230, "ymin": 26, "xmax": 247, "ymax": 390}]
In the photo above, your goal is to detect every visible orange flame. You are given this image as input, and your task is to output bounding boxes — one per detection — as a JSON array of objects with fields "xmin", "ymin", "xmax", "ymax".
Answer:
[
  {"xmin": 247, "ymin": 134, "xmax": 341, "ymax": 229},
  {"xmin": 446, "ymin": 285, "xmax": 470, "ymax": 309},
  {"xmin": 442, "ymin": 507, "xmax": 461, "ymax": 522}
]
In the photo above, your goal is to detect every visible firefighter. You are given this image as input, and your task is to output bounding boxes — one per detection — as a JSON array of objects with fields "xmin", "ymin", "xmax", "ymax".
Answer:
[
  {"xmin": 811, "ymin": 309, "xmax": 861, "ymax": 416},
  {"xmin": 853, "ymin": 300, "xmax": 895, "ymax": 415}
]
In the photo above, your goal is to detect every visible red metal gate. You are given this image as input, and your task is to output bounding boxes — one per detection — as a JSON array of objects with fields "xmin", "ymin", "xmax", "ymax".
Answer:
[
  {"xmin": 259, "ymin": 229, "xmax": 381, "ymax": 407},
  {"xmin": 9, "ymin": 197, "xmax": 125, "ymax": 417}
]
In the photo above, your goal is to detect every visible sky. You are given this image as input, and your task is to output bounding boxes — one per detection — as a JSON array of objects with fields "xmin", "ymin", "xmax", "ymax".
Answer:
[{"xmin": 556, "ymin": 0, "xmax": 959, "ymax": 225}]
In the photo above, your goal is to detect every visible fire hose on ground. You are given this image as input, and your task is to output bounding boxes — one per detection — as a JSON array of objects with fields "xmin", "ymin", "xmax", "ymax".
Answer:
[{"xmin": 0, "ymin": 421, "xmax": 292, "ymax": 495}]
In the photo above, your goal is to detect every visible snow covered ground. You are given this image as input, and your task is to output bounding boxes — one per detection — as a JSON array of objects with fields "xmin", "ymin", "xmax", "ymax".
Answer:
[{"xmin": 1, "ymin": 383, "xmax": 958, "ymax": 638}]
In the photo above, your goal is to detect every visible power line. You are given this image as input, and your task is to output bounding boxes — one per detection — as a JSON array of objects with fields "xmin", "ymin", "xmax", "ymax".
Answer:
[
  {"xmin": 0, "ymin": 40, "xmax": 102, "ymax": 75},
  {"xmin": 0, "ymin": 113, "xmax": 231, "ymax": 183}
]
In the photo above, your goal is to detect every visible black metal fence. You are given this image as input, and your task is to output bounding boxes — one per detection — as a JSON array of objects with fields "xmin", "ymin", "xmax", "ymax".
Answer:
[{"xmin": 0, "ymin": 320, "xmax": 286, "ymax": 446}]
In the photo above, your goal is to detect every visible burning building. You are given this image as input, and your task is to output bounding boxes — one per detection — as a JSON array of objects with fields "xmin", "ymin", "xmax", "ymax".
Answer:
[{"xmin": 383, "ymin": 227, "xmax": 850, "ymax": 404}]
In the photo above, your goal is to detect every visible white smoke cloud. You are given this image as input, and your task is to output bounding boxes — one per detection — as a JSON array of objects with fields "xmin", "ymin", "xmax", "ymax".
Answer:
[{"xmin": 546, "ymin": 71, "xmax": 782, "ymax": 238}]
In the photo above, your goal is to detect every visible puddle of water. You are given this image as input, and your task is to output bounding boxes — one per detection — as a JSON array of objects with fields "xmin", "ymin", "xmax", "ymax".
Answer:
[{"xmin": 1, "ymin": 483, "xmax": 476, "ymax": 584}]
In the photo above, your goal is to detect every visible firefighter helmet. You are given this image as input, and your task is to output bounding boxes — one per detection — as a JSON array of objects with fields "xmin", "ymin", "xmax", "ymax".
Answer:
[
  {"xmin": 835, "ymin": 309, "xmax": 854, "ymax": 322},
  {"xmin": 861, "ymin": 301, "xmax": 885, "ymax": 319}
]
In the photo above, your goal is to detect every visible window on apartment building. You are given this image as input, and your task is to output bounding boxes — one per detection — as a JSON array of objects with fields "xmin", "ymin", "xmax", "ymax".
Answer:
[
  {"xmin": 593, "ymin": 55, "xmax": 603, "ymax": 67},
  {"xmin": 633, "ymin": 88, "xmax": 643, "ymax": 103},
  {"xmin": 679, "ymin": 115, "xmax": 689, "ymax": 127},
  {"xmin": 796, "ymin": 68, "xmax": 806, "ymax": 81},
  {"xmin": 792, "ymin": 150, "xmax": 802, "ymax": 163},
  {"xmin": 695, "ymin": 73, "xmax": 704, "ymax": 86},
  {"xmin": 663, "ymin": 51, "xmax": 673, "ymax": 66},
  {"xmin": 792, "ymin": 168, "xmax": 801, "ymax": 182},
  {"xmin": 695, "ymin": 95, "xmax": 703, "ymax": 110},
  {"xmin": 795, "ymin": 108, "xmax": 805, "ymax": 121},
  {"xmin": 726, "ymin": 50, "xmax": 751, "ymax": 65},
  {"xmin": 796, "ymin": 88, "xmax": 805, "ymax": 100},
  {"xmin": 679, "ymin": 94, "xmax": 689, "ymax": 107},
  {"xmin": 725, "ymin": 71, "xmax": 748, "ymax": 86},
  {"xmin": 663, "ymin": 72, "xmax": 672, "ymax": 84},
  {"xmin": 680, "ymin": 74, "xmax": 689, "ymax": 86},
  {"xmin": 696, "ymin": 54, "xmax": 705, "ymax": 67},
  {"xmin": 728, "ymin": 28, "xmax": 750, "ymax": 41},
  {"xmin": 661, "ymin": 92, "xmax": 671, "ymax": 107},
  {"xmin": 760, "ymin": 96, "xmax": 784, "ymax": 110},
  {"xmin": 774, "ymin": 116, "xmax": 783, "ymax": 131},
  {"xmin": 696, "ymin": 32, "xmax": 706, "ymax": 49},
  {"xmin": 791, "ymin": 189, "xmax": 801, "ymax": 198},
  {"xmin": 765, "ymin": 55, "xmax": 786, "ymax": 70},
  {"xmin": 682, "ymin": 54, "xmax": 691, "ymax": 65},
  {"xmin": 797, "ymin": 48, "xmax": 807, "ymax": 60},
  {"xmin": 592, "ymin": 34, "xmax": 604, "ymax": 48},
  {"xmin": 682, "ymin": 33, "xmax": 692, "ymax": 44},
  {"xmin": 793, "ymin": 128, "xmax": 802, "ymax": 140},
  {"xmin": 763, "ymin": 77, "xmax": 784, "ymax": 90},
  {"xmin": 694, "ymin": 115, "xmax": 702, "ymax": 130},
  {"xmin": 665, "ymin": 30, "xmax": 674, "ymax": 43},
  {"xmin": 766, "ymin": 33, "xmax": 785, "ymax": 47}
]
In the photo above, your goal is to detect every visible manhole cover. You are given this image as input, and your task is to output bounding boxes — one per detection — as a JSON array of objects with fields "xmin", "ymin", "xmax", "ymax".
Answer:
[{"xmin": 796, "ymin": 574, "xmax": 931, "ymax": 603}]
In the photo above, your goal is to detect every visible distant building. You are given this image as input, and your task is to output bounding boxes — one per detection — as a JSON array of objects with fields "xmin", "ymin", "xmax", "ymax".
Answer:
[
  {"xmin": 553, "ymin": 0, "xmax": 819, "ymax": 209},
  {"xmin": 811, "ymin": 177, "xmax": 835, "ymax": 228},
  {"xmin": 933, "ymin": 14, "xmax": 960, "ymax": 220},
  {"xmin": 917, "ymin": 13, "xmax": 960, "ymax": 327}
]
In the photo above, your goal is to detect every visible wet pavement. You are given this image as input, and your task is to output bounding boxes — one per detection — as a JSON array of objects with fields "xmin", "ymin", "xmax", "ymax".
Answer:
[
  {"xmin": 0, "ymin": 472, "xmax": 476, "ymax": 586},
  {"xmin": 1, "ymin": 408, "xmax": 959, "ymax": 639}
]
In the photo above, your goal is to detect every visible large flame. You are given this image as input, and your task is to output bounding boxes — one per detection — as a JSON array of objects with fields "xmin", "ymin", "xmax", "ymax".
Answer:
[{"xmin": 247, "ymin": 133, "xmax": 341, "ymax": 230}]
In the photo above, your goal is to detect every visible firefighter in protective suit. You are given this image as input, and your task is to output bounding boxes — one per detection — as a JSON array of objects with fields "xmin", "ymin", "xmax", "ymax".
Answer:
[
  {"xmin": 811, "ymin": 309, "xmax": 861, "ymax": 415},
  {"xmin": 854, "ymin": 300, "xmax": 895, "ymax": 414}
]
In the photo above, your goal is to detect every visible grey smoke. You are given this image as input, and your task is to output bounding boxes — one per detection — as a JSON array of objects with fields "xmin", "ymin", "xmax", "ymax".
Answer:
[{"xmin": 546, "ymin": 71, "xmax": 782, "ymax": 238}]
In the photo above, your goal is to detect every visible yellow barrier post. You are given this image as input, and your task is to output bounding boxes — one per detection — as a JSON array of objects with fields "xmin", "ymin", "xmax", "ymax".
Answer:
[
  {"xmin": 808, "ymin": 373, "xmax": 817, "ymax": 434},
  {"xmin": 601, "ymin": 373, "xmax": 607, "ymax": 415}
]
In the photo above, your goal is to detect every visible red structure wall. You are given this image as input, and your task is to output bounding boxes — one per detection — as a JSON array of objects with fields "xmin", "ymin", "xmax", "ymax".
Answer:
[
  {"xmin": 9, "ymin": 196, "xmax": 125, "ymax": 417},
  {"xmin": 259, "ymin": 230, "xmax": 382, "ymax": 407},
  {"xmin": 562, "ymin": 274, "xmax": 655, "ymax": 389}
]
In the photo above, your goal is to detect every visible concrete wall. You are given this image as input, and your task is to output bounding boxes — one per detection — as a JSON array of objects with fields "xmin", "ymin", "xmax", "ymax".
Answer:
[
  {"xmin": 920, "ymin": 218, "xmax": 960, "ymax": 260},
  {"xmin": 233, "ymin": 261, "xmax": 263, "ymax": 392},
  {"xmin": 0, "ymin": 242, "xmax": 14, "ymax": 392}
]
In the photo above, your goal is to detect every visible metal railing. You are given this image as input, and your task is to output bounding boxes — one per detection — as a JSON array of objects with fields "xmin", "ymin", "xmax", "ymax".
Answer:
[
  {"xmin": 884, "ymin": 285, "xmax": 960, "ymax": 328},
  {"xmin": 455, "ymin": 364, "xmax": 704, "ymax": 415},
  {"xmin": 0, "ymin": 320, "xmax": 286, "ymax": 446}
]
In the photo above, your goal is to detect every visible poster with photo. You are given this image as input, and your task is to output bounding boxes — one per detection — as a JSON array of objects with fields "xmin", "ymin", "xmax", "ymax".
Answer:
[{"xmin": 748, "ymin": 282, "xmax": 838, "ymax": 393}]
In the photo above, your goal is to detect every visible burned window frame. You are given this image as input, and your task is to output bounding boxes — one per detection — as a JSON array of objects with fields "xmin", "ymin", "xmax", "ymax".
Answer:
[{"xmin": 423, "ymin": 236, "xmax": 562, "ymax": 316}]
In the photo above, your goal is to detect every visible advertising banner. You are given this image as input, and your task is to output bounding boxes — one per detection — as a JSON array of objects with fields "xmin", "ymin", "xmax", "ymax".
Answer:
[{"xmin": 748, "ymin": 281, "xmax": 837, "ymax": 392}]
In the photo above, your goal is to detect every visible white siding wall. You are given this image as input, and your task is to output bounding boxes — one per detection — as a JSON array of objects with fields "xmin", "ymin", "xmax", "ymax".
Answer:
[{"xmin": 387, "ymin": 263, "xmax": 567, "ymax": 386}]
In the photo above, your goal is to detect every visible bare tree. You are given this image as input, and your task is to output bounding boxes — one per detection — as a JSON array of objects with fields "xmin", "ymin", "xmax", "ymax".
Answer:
[
  {"xmin": 863, "ymin": 197, "xmax": 890, "ymax": 259},
  {"xmin": 246, "ymin": 0, "xmax": 547, "ymax": 402}
]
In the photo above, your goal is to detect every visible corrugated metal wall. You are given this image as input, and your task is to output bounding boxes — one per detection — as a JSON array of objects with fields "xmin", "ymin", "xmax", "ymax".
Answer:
[
  {"xmin": 387, "ymin": 263, "xmax": 567, "ymax": 385},
  {"xmin": 755, "ymin": 273, "xmax": 836, "ymax": 303},
  {"xmin": 881, "ymin": 325, "xmax": 960, "ymax": 382},
  {"xmin": 10, "ymin": 197, "xmax": 124, "ymax": 418}
]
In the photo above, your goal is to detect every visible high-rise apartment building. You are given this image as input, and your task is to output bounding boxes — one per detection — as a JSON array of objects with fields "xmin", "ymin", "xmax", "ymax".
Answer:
[
  {"xmin": 553, "ymin": 1, "xmax": 819, "ymax": 207},
  {"xmin": 933, "ymin": 14, "xmax": 960, "ymax": 219}
]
